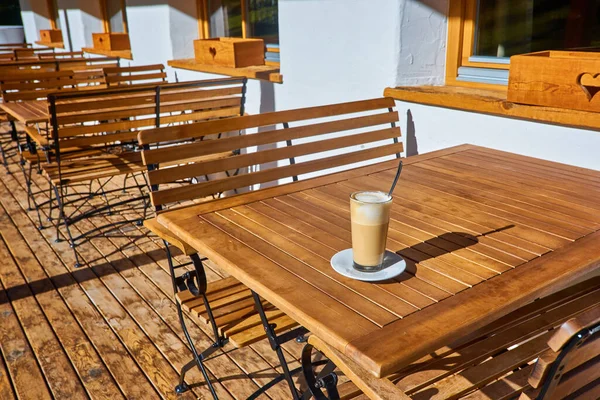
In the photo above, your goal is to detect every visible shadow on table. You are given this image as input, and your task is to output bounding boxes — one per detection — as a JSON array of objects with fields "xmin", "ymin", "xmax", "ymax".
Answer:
[{"xmin": 383, "ymin": 225, "xmax": 515, "ymax": 284}]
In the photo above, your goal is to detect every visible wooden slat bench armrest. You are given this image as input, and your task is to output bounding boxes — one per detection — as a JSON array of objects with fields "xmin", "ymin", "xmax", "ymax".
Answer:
[
  {"xmin": 23, "ymin": 125, "xmax": 48, "ymax": 147},
  {"xmin": 307, "ymin": 335, "xmax": 411, "ymax": 400},
  {"xmin": 522, "ymin": 304, "xmax": 600, "ymax": 399},
  {"xmin": 528, "ymin": 350, "xmax": 558, "ymax": 388},
  {"xmin": 144, "ymin": 218, "xmax": 197, "ymax": 255},
  {"xmin": 548, "ymin": 302, "xmax": 600, "ymax": 351}
]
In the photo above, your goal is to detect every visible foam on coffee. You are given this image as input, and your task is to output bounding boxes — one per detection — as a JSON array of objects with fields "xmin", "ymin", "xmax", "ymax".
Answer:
[{"xmin": 350, "ymin": 191, "xmax": 392, "ymax": 225}]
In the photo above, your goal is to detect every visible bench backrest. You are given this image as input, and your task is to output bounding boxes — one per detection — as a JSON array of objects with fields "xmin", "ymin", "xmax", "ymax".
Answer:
[
  {"xmin": 70, "ymin": 60, "xmax": 120, "ymax": 88},
  {"xmin": 138, "ymin": 97, "xmax": 402, "ymax": 210},
  {"xmin": 38, "ymin": 51, "xmax": 85, "ymax": 60},
  {"xmin": 103, "ymin": 64, "xmax": 167, "ymax": 87},
  {"xmin": 524, "ymin": 305, "xmax": 600, "ymax": 399},
  {"xmin": 0, "ymin": 70, "xmax": 77, "ymax": 102},
  {"xmin": 48, "ymin": 77, "xmax": 247, "ymax": 159},
  {"xmin": 0, "ymin": 43, "xmax": 31, "ymax": 49},
  {"xmin": 13, "ymin": 47, "xmax": 55, "ymax": 60}
]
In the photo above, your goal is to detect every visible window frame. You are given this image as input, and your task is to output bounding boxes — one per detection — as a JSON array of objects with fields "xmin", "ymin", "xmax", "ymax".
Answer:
[
  {"xmin": 446, "ymin": 0, "xmax": 512, "ymax": 89},
  {"xmin": 196, "ymin": 0, "xmax": 283, "ymax": 43},
  {"xmin": 196, "ymin": 0, "xmax": 249, "ymax": 39},
  {"xmin": 196, "ymin": 0, "xmax": 279, "ymax": 65},
  {"xmin": 99, "ymin": 0, "xmax": 128, "ymax": 34}
]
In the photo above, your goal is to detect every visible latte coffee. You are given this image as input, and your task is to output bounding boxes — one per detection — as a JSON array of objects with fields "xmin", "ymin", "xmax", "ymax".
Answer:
[{"xmin": 350, "ymin": 191, "xmax": 393, "ymax": 271}]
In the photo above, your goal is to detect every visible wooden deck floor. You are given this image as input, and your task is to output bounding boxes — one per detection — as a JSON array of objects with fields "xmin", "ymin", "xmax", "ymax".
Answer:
[{"xmin": 0, "ymin": 125, "xmax": 308, "ymax": 399}]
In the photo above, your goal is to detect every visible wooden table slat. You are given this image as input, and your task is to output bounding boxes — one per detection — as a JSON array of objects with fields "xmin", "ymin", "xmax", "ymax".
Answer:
[
  {"xmin": 423, "ymin": 157, "xmax": 600, "ymax": 215},
  {"xmin": 157, "ymin": 145, "xmax": 600, "ymax": 379},
  {"xmin": 410, "ymin": 160, "xmax": 600, "ymax": 226},
  {"xmin": 346, "ymin": 229, "xmax": 600, "ymax": 377},
  {"xmin": 467, "ymin": 148, "xmax": 600, "ymax": 186}
]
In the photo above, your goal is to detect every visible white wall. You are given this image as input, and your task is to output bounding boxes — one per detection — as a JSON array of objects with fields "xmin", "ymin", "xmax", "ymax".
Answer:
[
  {"xmin": 396, "ymin": 0, "xmax": 447, "ymax": 86},
  {"xmin": 16, "ymin": 0, "xmax": 600, "ymax": 171},
  {"xmin": 125, "ymin": 2, "xmax": 172, "ymax": 67},
  {"xmin": 0, "ymin": 26, "xmax": 25, "ymax": 44},
  {"xmin": 395, "ymin": 101, "xmax": 600, "ymax": 171},
  {"xmin": 18, "ymin": 0, "xmax": 38, "ymax": 45}
]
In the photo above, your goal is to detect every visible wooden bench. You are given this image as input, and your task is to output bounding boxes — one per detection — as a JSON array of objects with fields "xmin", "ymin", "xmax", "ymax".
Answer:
[
  {"xmin": 137, "ymin": 97, "xmax": 402, "ymax": 397},
  {"xmin": 42, "ymin": 77, "xmax": 247, "ymax": 268},
  {"xmin": 0, "ymin": 57, "xmax": 120, "ymax": 83},
  {"xmin": 301, "ymin": 277, "xmax": 600, "ymax": 399},
  {"xmin": 0, "ymin": 70, "xmax": 78, "ymax": 147},
  {"xmin": 0, "ymin": 70, "xmax": 77, "ymax": 170},
  {"xmin": 38, "ymin": 51, "xmax": 85, "ymax": 60},
  {"xmin": 71, "ymin": 57, "xmax": 120, "ymax": 90},
  {"xmin": 0, "ymin": 70, "xmax": 82, "ymax": 216},
  {"xmin": 0, "ymin": 42, "xmax": 31, "ymax": 49},
  {"xmin": 13, "ymin": 47, "xmax": 56, "ymax": 61},
  {"xmin": 103, "ymin": 64, "xmax": 167, "ymax": 87}
]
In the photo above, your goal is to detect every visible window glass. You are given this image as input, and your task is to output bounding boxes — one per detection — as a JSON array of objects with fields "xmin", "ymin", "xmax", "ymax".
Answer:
[
  {"xmin": 0, "ymin": 0, "xmax": 23, "ymax": 26},
  {"xmin": 248, "ymin": 0, "xmax": 278, "ymax": 44},
  {"xmin": 208, "ymin": 0, "xmax": 243, "ymax": 37},
  {"xmin": 106, "ymin": 0, "xmax": 125, "ymax": 33},
  {"xmin": 475, "ymin": 0, "xmax": 600, "ymax": 58}
]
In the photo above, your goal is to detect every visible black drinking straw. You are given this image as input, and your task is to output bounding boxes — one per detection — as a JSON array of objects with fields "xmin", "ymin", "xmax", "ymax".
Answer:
[{"xmin": 388, "ymin": 159, "xmax": 403, "ymax": 197}]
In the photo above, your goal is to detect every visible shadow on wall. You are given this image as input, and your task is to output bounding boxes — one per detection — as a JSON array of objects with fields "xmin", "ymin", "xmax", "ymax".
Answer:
[
  {"xmin": 57, "ymin": 0, "xmax": 102, "ymax": 20},
  {"xmin": 406, "ymin": 110, "xmax": 419, "ymax": 156},
  {"xmin": 257, "ymin": 80, "xmax": 279, "ymax": 189},
  {"xmin": 416, "ymin": 0, "xmax": 449, "ymax": 15}
]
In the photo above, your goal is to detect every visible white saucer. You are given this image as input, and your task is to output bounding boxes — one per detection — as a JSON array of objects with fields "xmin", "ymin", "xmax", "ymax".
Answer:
[{"xmin": 330, "ymin": 249, "xmax": 406, "ymax": 282}]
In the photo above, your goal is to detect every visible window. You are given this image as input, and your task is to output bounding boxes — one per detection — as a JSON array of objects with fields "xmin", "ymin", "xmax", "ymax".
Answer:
[
  {"xmin": 197, "ymin": 0, "xmax": 279, "ymax": 63},
  {"xmin": 0, "ymin": 0, "xmax": 23, "ymax": 26},
  {"xmin": 100, "ymin": 0, "xmax": 128, "ymax": 33},
  {"xmin": 447, "ymin": 0, "xmax": 600, "ymax": 87}
]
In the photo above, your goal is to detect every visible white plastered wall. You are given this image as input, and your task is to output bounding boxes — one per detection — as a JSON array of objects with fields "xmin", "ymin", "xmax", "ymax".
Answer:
[{"xmin": 16, "ymin": 0, "xmax": 600, "ymax": 171}]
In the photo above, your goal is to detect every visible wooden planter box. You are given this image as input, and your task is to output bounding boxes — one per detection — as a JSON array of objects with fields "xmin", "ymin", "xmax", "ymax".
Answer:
[
  {"xmin": 39, "ymin": 29, "xmax": 63, "ymax": 43},
  {"xmin": 508, "ymin": 50, "xmax": 600, "ymax": 112},
  {"xmin": 194, "ymin": 37, "xmax": 264, "ymax": 68},
  {"xmin": 92, "ymin": 33, "xmax": 131, "ymax": 51}
]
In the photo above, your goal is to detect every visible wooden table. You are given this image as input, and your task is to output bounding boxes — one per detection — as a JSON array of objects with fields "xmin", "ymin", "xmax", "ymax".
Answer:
[
  {"xmin": 157, "ymin": 144, "xmax": 600, "ymax": 379},
  {"xmin": 0, "ymin": 100, "xmax": 49, "ymax": 125}
]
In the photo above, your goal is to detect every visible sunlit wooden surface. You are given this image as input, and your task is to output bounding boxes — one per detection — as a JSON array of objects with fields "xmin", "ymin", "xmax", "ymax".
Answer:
[{"xmin": 0, "ymin": 123, "xmax": 304, "ymax": 400}]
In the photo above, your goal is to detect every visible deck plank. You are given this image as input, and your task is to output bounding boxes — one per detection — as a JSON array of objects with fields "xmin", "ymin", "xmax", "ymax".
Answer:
[
  {"xmin": 0, "ymin": 206, "xmax": 124, "ymax": 399},
  {"xmin": 0, "ymin": 122, "xmax": 300, "ymax": 400},
  {"xmin": 0, "ymin": 175, "xmax": 160, "ymax": 400},
  {"xmin": 0, "ymin": 236, "xmax": 89, "ymax": 398},
  {"xmin": 0, "ymin": 269, "xmax": 52, "ymax": 400}
]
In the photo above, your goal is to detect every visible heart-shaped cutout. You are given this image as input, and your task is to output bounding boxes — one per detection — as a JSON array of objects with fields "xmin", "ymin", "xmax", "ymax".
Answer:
[
  {"xmin": 577, "ymin": 72, "xmax": 600, "ymax": 101},
  {"xmin": 209, "ymin": 47, "xmax": 217, "ymax": 58}
]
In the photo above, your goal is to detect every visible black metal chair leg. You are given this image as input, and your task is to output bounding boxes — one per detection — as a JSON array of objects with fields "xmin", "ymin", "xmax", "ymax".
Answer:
[
  {"xmin": 122, "ymin": 173, "xmax": 129, "ymax": 193},
  {"xmin": 52, "ymin": 184, "xmax": 82, "ymax": 267},
  {"xmin": 47, "ymin": 184, "xmax": 55, "ymax": 223},
  {"xmin": 0, "ymin": 139, "xmax": 8, "ymax": 169},
  {"xmin": 97, "ymin": 179, "xmax": 113, "ymax": 215},
  {"xmin": 9, "ymin": 120, "xmax": 18, "ymax": 141},
  {"xmin": 301, "ymin": 344, "xmax": 340, "ymax": 400},
  {"xmin": 175, "ymin": 304, "xmax": 218, "ymax": 399},
  {"xmin": 25, "ymin": 161, "xmax": 33, "ymax": 211},
  {"xmin": 251, "ymin": 291, "xmax": 302, "ymax": 400},
  {"xmin": 164, "ymin": 242, "xmax": 219, "ymax": 399}
]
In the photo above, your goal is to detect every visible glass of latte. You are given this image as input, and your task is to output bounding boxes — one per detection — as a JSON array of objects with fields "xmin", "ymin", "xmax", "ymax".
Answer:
[{"xmin": 350, "ymin": 191, "xmax": 393, "ymax": 271}]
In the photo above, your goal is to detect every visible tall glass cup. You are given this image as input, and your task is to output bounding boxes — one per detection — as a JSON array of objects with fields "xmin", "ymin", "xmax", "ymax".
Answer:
[{"xmin": 350, "ymin": 191, "xmax": 393, "ymax": 271}]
